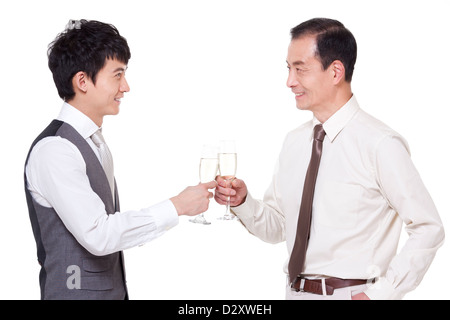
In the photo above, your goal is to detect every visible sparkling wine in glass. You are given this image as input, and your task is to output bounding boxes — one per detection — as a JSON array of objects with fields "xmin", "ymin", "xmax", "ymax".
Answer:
[
  {"xmin": 218, "ymin": 140, "xmax": 238, "ymax": 220},
  {"xmin": 189, "ymin": 144, "xmax": 219, "ymax": 225}
]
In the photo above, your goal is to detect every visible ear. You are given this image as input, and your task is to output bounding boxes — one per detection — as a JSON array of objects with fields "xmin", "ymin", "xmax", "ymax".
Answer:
[
  {"xmin": 329, "ymin": 60, "xmax": 346, "ymax": 84},
  {"xmin": 72, "ymin": 71, "xmax": 89, "ymax": 94}
]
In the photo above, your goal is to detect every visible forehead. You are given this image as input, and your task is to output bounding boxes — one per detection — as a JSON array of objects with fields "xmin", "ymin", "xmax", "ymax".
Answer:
[{"xmin": 287, "ymin": 35, "xmax": 319, "ymax": 65}]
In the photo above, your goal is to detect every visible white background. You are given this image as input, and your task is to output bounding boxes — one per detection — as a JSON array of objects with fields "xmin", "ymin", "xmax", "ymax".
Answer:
[{"xmin": 0, "ymin": 0, "xmax": 449, "ymax": 300}]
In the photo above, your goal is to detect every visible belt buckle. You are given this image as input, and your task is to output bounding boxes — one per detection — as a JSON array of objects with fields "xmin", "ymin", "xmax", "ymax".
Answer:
[{"xmin": 290, "ymin": 276, "xmax": 305, "ymax": 292}]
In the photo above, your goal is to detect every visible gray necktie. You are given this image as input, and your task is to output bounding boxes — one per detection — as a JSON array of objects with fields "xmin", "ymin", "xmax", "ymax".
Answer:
[
  {"xmin": 288, "ymin": 124, "xmax": 326, "ymax": 283},
  {"xmin": 91, "ymin": 129, "xmax": 115, "ymax": 200}
]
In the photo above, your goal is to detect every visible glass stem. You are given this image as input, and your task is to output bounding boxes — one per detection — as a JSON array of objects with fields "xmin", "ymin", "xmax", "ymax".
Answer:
[{"xmin": 225, "ymin": 178, "xmax": 234, "ymax": 216}]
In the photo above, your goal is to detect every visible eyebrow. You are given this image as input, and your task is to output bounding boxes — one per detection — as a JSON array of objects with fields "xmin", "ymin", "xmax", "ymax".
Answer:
[
  {"xmin": 286, "ymin": 60, "xmax": 306, "ymax": 66},
  {"xmin": 112, "ymin": 66, "xmax": 128, "ymax": 73}
]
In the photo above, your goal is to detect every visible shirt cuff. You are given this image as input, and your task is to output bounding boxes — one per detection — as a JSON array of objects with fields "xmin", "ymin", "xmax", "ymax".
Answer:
[
  {"xmin": 231, "ymin": 193, "xmax": 256, "ymax": 221},
  {"xmin": 364, "ymin": 276, "xmax": 401, "ymax": 300},
  {"xmin": 149, "ymin": 199, "xmax": 179, "ymax": 233}
]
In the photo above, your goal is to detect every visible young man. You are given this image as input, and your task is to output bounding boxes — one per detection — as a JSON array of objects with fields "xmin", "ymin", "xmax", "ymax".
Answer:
[
  {"xmin": 215, "ymin": 18, "xmax": 444, "ymax": 300},
  {"xmin": 24, "ymin": 19, "xmax": 216, "ymax": 300}
]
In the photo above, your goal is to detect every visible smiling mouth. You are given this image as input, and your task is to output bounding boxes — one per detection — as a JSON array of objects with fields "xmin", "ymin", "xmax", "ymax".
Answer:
[{"xmin": 295, "ymin": 92, "xmax": 305, "ymax": 97}]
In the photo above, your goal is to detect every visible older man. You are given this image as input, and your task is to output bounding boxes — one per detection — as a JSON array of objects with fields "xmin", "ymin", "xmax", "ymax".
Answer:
[{"xmin": 215, "ymin": 18, "xmax": 444, "ymax": 300}]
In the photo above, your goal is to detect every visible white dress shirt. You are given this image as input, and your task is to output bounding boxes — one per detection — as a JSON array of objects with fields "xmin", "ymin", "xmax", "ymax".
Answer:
[
  {"xmin": 233, "ymin": 96, "xmax": 444, "ymax": 299},
  {"xmin": 26, "ymin": 103, "xmax": 179, "ymax": 256}
]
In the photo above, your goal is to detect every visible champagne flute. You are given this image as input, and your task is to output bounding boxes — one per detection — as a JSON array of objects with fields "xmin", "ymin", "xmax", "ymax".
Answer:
[
  {"xmin": 218, "ymin": 140, "xmax": 238, "ymax": 220},
  {"xmin": 189, "ymin": 144, "xmax": 219, "ymax": 225}
]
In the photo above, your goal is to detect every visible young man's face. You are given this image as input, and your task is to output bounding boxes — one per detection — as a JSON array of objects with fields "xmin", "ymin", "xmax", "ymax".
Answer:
[
  {"xmin": 286, "ymin": 35, "xmax": 334, "ymax": 113},
  {"xmin": 86, "ymin": 58, "xmax": 130, "ymax": 122}
]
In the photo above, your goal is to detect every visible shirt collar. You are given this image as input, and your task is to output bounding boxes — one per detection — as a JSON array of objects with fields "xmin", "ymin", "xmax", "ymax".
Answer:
[
  {"xmin": 311, "ymin": 95, "xmax": 360, "ymax": 142},
  {"xmin": 57, "ymin": 102, "xmax": 100, "ymax": 139}
]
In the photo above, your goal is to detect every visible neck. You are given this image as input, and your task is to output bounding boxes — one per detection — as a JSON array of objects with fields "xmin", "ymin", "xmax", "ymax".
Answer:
[
  {"xmin": 67, "ymin": 98, "xmax": 103, "ymax": 127},
  {"xmin": 314, "ymin": 87, "xmax": 353, "ymax": 123}
]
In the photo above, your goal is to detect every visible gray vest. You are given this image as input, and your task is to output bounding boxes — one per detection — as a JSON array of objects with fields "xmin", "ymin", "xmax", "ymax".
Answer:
[{"xmin": 24, "ymin": 120, "xmax": 127, "ymax": 300}]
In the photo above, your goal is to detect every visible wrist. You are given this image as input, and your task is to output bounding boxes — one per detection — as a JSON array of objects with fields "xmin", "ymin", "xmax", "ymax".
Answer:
[
  {"xmin": 169, "ymin": 196, "xmax": 183, "ymax": 216},
  {"xmin": 231, "ymin": 194, "xmax": 247, "ymax": 207}
]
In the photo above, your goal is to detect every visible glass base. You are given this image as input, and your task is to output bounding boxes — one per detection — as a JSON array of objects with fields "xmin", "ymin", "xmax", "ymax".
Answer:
[
  {"xmin": 189, "ymin": 215, "xmax": 211, "ymax": 225},
  {"xmin": 218, "ymin": 212, "xmax": 239, "ymax": 221}
]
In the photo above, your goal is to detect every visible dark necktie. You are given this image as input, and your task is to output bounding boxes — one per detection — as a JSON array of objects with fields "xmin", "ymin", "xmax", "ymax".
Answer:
[{"xmin": 288, "ymin": 124, "xmax": 326, "ymax": 283}]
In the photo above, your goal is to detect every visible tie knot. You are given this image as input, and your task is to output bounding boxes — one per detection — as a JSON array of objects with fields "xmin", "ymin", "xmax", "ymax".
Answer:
[
  {"xmin": 314, "ymin": 124, "xmax": 326, "ymax": 142},
  {"xmin": 91, "ymin": 130, "xmax": 106, "ymax": 147}
]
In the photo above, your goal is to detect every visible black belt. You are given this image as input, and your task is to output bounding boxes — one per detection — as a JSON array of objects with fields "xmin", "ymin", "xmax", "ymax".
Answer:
[{"xmin": 291, "ymin": 276, "xmax": 369, "ymax": 295}]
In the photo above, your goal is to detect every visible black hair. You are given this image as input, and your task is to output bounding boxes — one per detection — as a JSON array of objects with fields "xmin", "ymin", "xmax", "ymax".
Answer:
[
  {"xmin": 290, "ymin": 18, "xmax": 357, "ymax": 82},
  {"xmin": 48, "ymin": 20, "xmax": 131, "ymax": 101}
]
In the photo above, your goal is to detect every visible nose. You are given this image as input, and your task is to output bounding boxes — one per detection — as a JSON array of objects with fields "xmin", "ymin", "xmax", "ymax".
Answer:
[
  {"xmin": 286, "ymin": 69, "xmax": 299, "ymax": 88},
  {"xmin": 121, "ymin": 76, "xmax": 130, "ymax": 93}
]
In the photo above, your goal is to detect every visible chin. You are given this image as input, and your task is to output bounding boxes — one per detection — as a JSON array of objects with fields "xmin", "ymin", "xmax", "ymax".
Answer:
[
  {"xmin": 108, "ymin": 106, "xmax": 120, "ymax": 116},
  {"xmin": 296, "ymin": 104, "xmax": 310, "ymax": 111}
]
